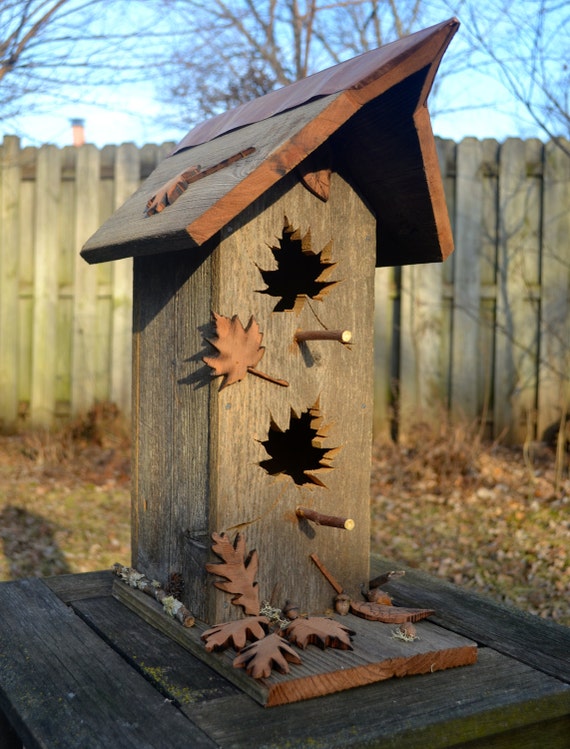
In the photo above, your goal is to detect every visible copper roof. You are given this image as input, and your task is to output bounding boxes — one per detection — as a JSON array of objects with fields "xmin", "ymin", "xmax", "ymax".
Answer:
[
  {"xmin": 81, "ymin": 18, "xmax": 459, "ymax": 266},
  {"xmin": 172, "ymin": 19, "xmax": 458, "ymax": 154}
]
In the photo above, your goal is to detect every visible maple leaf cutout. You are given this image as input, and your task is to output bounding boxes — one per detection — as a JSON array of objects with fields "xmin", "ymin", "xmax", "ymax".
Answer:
[
  {"xmin": 284, "ymin": 617, "xmax": 355, "ymax": 650},
  {"xmin": 233, "ymin": 632, "xmax": 302, "ymax": 679},
  {"xmin": 205, "ymin": 532, "xmax": 261, "ymax": 616},
  {"xmin": 201, "ymin": 616, "xmax": 270, "ymax": 652},
  {"xmin": 258, "ymin": 217, "xmax": 339, "ymax": 312},
  {"xmin": 203, "ymin": 312, "xmax": 288, "ymax": 390}
]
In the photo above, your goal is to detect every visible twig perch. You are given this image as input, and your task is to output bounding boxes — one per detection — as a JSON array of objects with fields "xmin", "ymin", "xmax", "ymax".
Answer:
[
  {"xmin": 113, "ymin": 563, "xmax": 195, "ymax": 627},
  {"xmin": 297, "ymin": 507, "xmax": 354, "ymax": 530}
]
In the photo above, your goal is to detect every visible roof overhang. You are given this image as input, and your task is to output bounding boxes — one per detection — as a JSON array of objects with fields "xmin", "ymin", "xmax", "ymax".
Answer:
[{"xmin": 81, "ymin": 18, "xmax": 459, "ymax": 266}]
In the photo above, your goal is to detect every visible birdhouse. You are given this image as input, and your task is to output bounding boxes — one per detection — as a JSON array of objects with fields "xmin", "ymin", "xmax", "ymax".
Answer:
[{"xmin": 82, "ymin": 19, "xmax": 458, "ymax": 628}]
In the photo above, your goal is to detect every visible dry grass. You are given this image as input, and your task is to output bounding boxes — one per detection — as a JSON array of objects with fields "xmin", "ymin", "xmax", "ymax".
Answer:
[
  {"xmin": 1, "ymin": 408, "xmax": 568, "ymax": 627},
  {"xmin": 370, "ymin": 420, "xmax": 570, "ymax": 626},
  {"xmin": 0, "ymin": 404, "xmax": 131, "ymax": 580}
]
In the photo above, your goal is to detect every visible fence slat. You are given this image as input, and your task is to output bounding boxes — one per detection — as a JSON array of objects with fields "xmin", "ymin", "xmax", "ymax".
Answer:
[
  {"xmin": 30, "ymin": 145, "xmax": 61, "ymax": 427},
  {"xmin": 0, "ymin": 136, "xmax": 21, "ymax": 430},
  {"xmin": 539, "ymin": 139, "xmax": 570, "ymax": 438},
  {"xmin": 399, "ymin": 260, "xmax": 445, "ymax": 430},
  {"xmin": 110, "ymin": 144, "xmax": 138, "ymax": 415},
  {"xmin": 0, "ymin": 137, "xmax": 568, "ymax": 442},
  {"xmin": 72, "ymin": 145, "xmax": 101, "ymax": 414},
  {"xmin": 494, "ymin": 139, "xmax": 543, "ymax": 443},
  {"xmin": 451, "ymin": 138, "xmax": 483, "ymax": 422}
]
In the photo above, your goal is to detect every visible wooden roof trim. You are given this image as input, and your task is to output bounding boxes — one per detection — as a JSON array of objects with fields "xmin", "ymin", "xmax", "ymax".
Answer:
[
  {"xmin": 414, "ymin": 105, "xmax": 454, "ymax": 260},
  {"xmin": 185, "ymin": 95, "xmax": 358, "ymax": 246},
  {"xmin": 184, "ymin": 21, "xmax": 457, "ymax": 248}
]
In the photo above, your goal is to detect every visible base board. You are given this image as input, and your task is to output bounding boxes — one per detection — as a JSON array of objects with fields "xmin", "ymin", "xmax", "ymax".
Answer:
[{"xmin": 112, "ymin": 580, "xmax": 477, "ymax": 707}]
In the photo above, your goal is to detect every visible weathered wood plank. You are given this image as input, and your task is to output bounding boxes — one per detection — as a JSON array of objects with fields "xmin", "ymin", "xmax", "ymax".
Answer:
[
  {"xmin": 113, "ymin": 579, "xmax": 476, "ymax": 707},
  {"xmin": 66, "ymin": 573, "xmax": 569, "ymax": 747},
  {"xmin": 72, "ymin": 145, "xmax": 101, "ymax": 413},
  {"xmin": 110, "ymin": 144, "xmax": 138, "ymax": 416},
  {"xmin": 43, "ymin": 569, "xmax": 114, "ymax": 603},
  {"xmin": 0, "ymin": 136, "xmax": 21, "ymax": 430},
  {"xmin": 373, "ymin": 266, "xmax": 395, "ymax": 438},
  {"xmin": 30, "ymin": 145, "xmax": 61, "ymax": 427},
  {"xmin": 478, "ymin": 139, "xmax": 500, "ymax": 437},
  {"xmin": 538, "ymin": 139, "xmax": 570, "ymax": 438},
  {"xmin": 73, "ymin": 593, "xmax": 239, "ymax": 705},
  {"xmin": 132, "ymin": 245, "xmax": 214, "ymax": 617},
  {"xmin": 208, "ymin": 173, "xmax": 376, "ymax": 620},
  {"xmin": 81, "ymin": 96, "xmax": 340, "ymax": 262},
  {"xmin": 451, "ymin": 138, "xmax": 483, "ymax": 422},
  {"xmin": 190, "ymin": 648, "xmax": 570, "ymax": 748},
  {"xmin": 399, "ymin": 260, "xmax": 445, "ymax": 430},
  {"xmin": 0, "ymin": 578, "xmax": 216, "ymax": 749},
  {"xmin": 494, "ymin": 139, "xmax": 542, "ymax": 442},
  {"xmin": 370, "ymin": 554, "xmax": 570, "ymax": 683}
]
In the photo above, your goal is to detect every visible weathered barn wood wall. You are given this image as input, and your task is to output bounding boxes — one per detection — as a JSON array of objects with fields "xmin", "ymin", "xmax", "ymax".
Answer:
[{"xmin": 1, "ymin": 135, "xmax": 568, "ymax": 442}]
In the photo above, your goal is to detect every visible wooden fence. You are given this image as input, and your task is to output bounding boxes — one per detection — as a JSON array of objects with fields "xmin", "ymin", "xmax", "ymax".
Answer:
[{"xmin": 1, "ymin": 135, "xmax": 569, "ymax": 442}]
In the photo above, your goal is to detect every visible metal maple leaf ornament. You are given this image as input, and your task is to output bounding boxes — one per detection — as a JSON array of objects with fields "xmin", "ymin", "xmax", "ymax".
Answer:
[{"xmin": 203, "ymin": 311, "xmax": 288, "ymax": 389}]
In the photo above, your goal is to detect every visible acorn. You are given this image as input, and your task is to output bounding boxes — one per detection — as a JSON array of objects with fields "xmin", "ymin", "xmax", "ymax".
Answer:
[
  {"xmin": 334, "ymin": 592, "xmax": 351, "ymax": 616},
  {"xmin": 282, "ymin": 600, "xmax": 300, "ymax": 620}
]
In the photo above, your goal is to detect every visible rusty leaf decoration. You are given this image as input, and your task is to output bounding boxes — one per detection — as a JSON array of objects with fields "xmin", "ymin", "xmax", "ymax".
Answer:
[
  {"xmin": 205, "ymin": 532, "xmax": 260, "ymax": 616},
  {"xmin": 284, "ymin": 617, "xmax": 355, "ymax": 650},
  {"xmin": 350, "ymin": 600, "xmax": 434, "ymax": 623},
  {"xmin": 233, "ymin": 633, "xmax": 302, "ymax": 679},
  {"xmin": 203, "ymin": 312, "xmax": 288, "ymax": 390},
  {"xmin": 201, "ymin": 616, "xmax": 270, "ymax": 652}
]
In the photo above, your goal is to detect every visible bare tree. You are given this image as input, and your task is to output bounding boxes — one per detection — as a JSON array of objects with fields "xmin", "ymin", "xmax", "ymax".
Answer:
[
  {"xmin": 160, "ymin": 0, "xmax": 429, "ymax": 127},
  {"xmin": 448, "ymin": 0, "xmax": 569, "ymax": 155},
  {"xmin": 0, "ymin": 1, "xmax": 176, "ymax": 125}
]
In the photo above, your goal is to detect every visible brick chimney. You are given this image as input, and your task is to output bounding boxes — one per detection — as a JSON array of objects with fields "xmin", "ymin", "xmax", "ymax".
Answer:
[{"xmin": 71, "ymin": 118, "xmax": 85, "ymax": 147}]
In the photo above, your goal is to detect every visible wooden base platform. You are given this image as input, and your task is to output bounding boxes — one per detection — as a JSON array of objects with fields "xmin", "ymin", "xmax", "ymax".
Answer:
[
  {"xmin": 0, "ymin": 556, "xmax": 569, "ymax": 748},
  {"xmin": 113, "ymin": 579, "xmax": 477, "ymax": 706}
]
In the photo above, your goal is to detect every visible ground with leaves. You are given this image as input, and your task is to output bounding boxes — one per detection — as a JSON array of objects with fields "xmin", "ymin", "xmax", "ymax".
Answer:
[{"xmin": 0, "ymin": 414, "xmax": 568, "ymax": 627}]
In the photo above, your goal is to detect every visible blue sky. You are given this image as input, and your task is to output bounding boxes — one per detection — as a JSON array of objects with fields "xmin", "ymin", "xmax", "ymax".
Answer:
[{"xmin": 5, "ymin": 2, "xmax": 564, "ymax": 149}]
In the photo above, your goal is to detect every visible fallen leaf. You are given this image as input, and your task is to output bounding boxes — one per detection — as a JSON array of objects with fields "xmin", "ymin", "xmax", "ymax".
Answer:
[
  {"xmin": 201, "ymin": 616, "xmax": 270, "ymax": 652},
  {"xmin": 233, "ymin": 632, "xmax": 302, "ymax": 679},
  {"xmin": 284, "ymin": 616, "xmax": 355, "ymax": 650}
]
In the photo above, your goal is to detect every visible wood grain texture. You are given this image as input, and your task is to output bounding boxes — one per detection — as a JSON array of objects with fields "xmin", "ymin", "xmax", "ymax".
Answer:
[
  {"xmin": 0, "ymin": 578, "xmax": 216, "ymax": 749},
  {"xmin": 75, "ymin": 575, "xmax": 569, "ymax": 747},
  {"xmin": 81, "ymin": 96, "xmax": 339, "ymax": 262},
  {"xmin": 30, "ymin": 145, "xmax": 61, "ymax": 427},
  {"xmin": 538, "ymin": 139, "xmax": 570, "ymax": 437},
  {"xmin": 72, "ymin": 145, "xmax": 100, "ymax": 413},
  {"xmin": 494, "ymin": 139, "xmax": 543, "ymax": 442},
  {"xmin": 131, "ymin": 172, "xmax": 375, "ymax": 623},
  {"xmin": 0, "ymin": 136, "xmax": 21, "ymax": 430},
  {"xmin": 370, "ymin": 554, "xmax": 570, "ymax": 683},
  {"xmin": 451, "ymin": 138, "xmax": 482, "ymax": 422},
  {"xmin": 2, "ymin": 569, "xmax": 569, "ymax": 748},
  {"xmin": 44, "ymin": 569, "xmax": 114, "ymax": 603},
  {"xmin": 209, "ymin": 172, "xmax": 376, "ymax": 620},
  {"xmin": 113, "ymin": 580, "xmax": 476, "ymax": 707}
]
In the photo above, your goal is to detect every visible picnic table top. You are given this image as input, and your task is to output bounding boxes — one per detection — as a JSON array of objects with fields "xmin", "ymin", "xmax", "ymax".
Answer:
[{"xmin": 0, "ymin": 555, "xmax": 569, "ymax": 749}]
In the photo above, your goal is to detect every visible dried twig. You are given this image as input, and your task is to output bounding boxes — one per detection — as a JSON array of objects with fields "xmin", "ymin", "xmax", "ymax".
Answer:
[{"xmin": 113, "ymin": 563, "xmax": 195, "ymax": 627}]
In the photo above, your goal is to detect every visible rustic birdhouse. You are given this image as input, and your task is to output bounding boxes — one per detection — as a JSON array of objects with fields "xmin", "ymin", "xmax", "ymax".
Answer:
[{"xmin": 82, "ymin": 19, "xmax": 458, "ymax": 630}]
